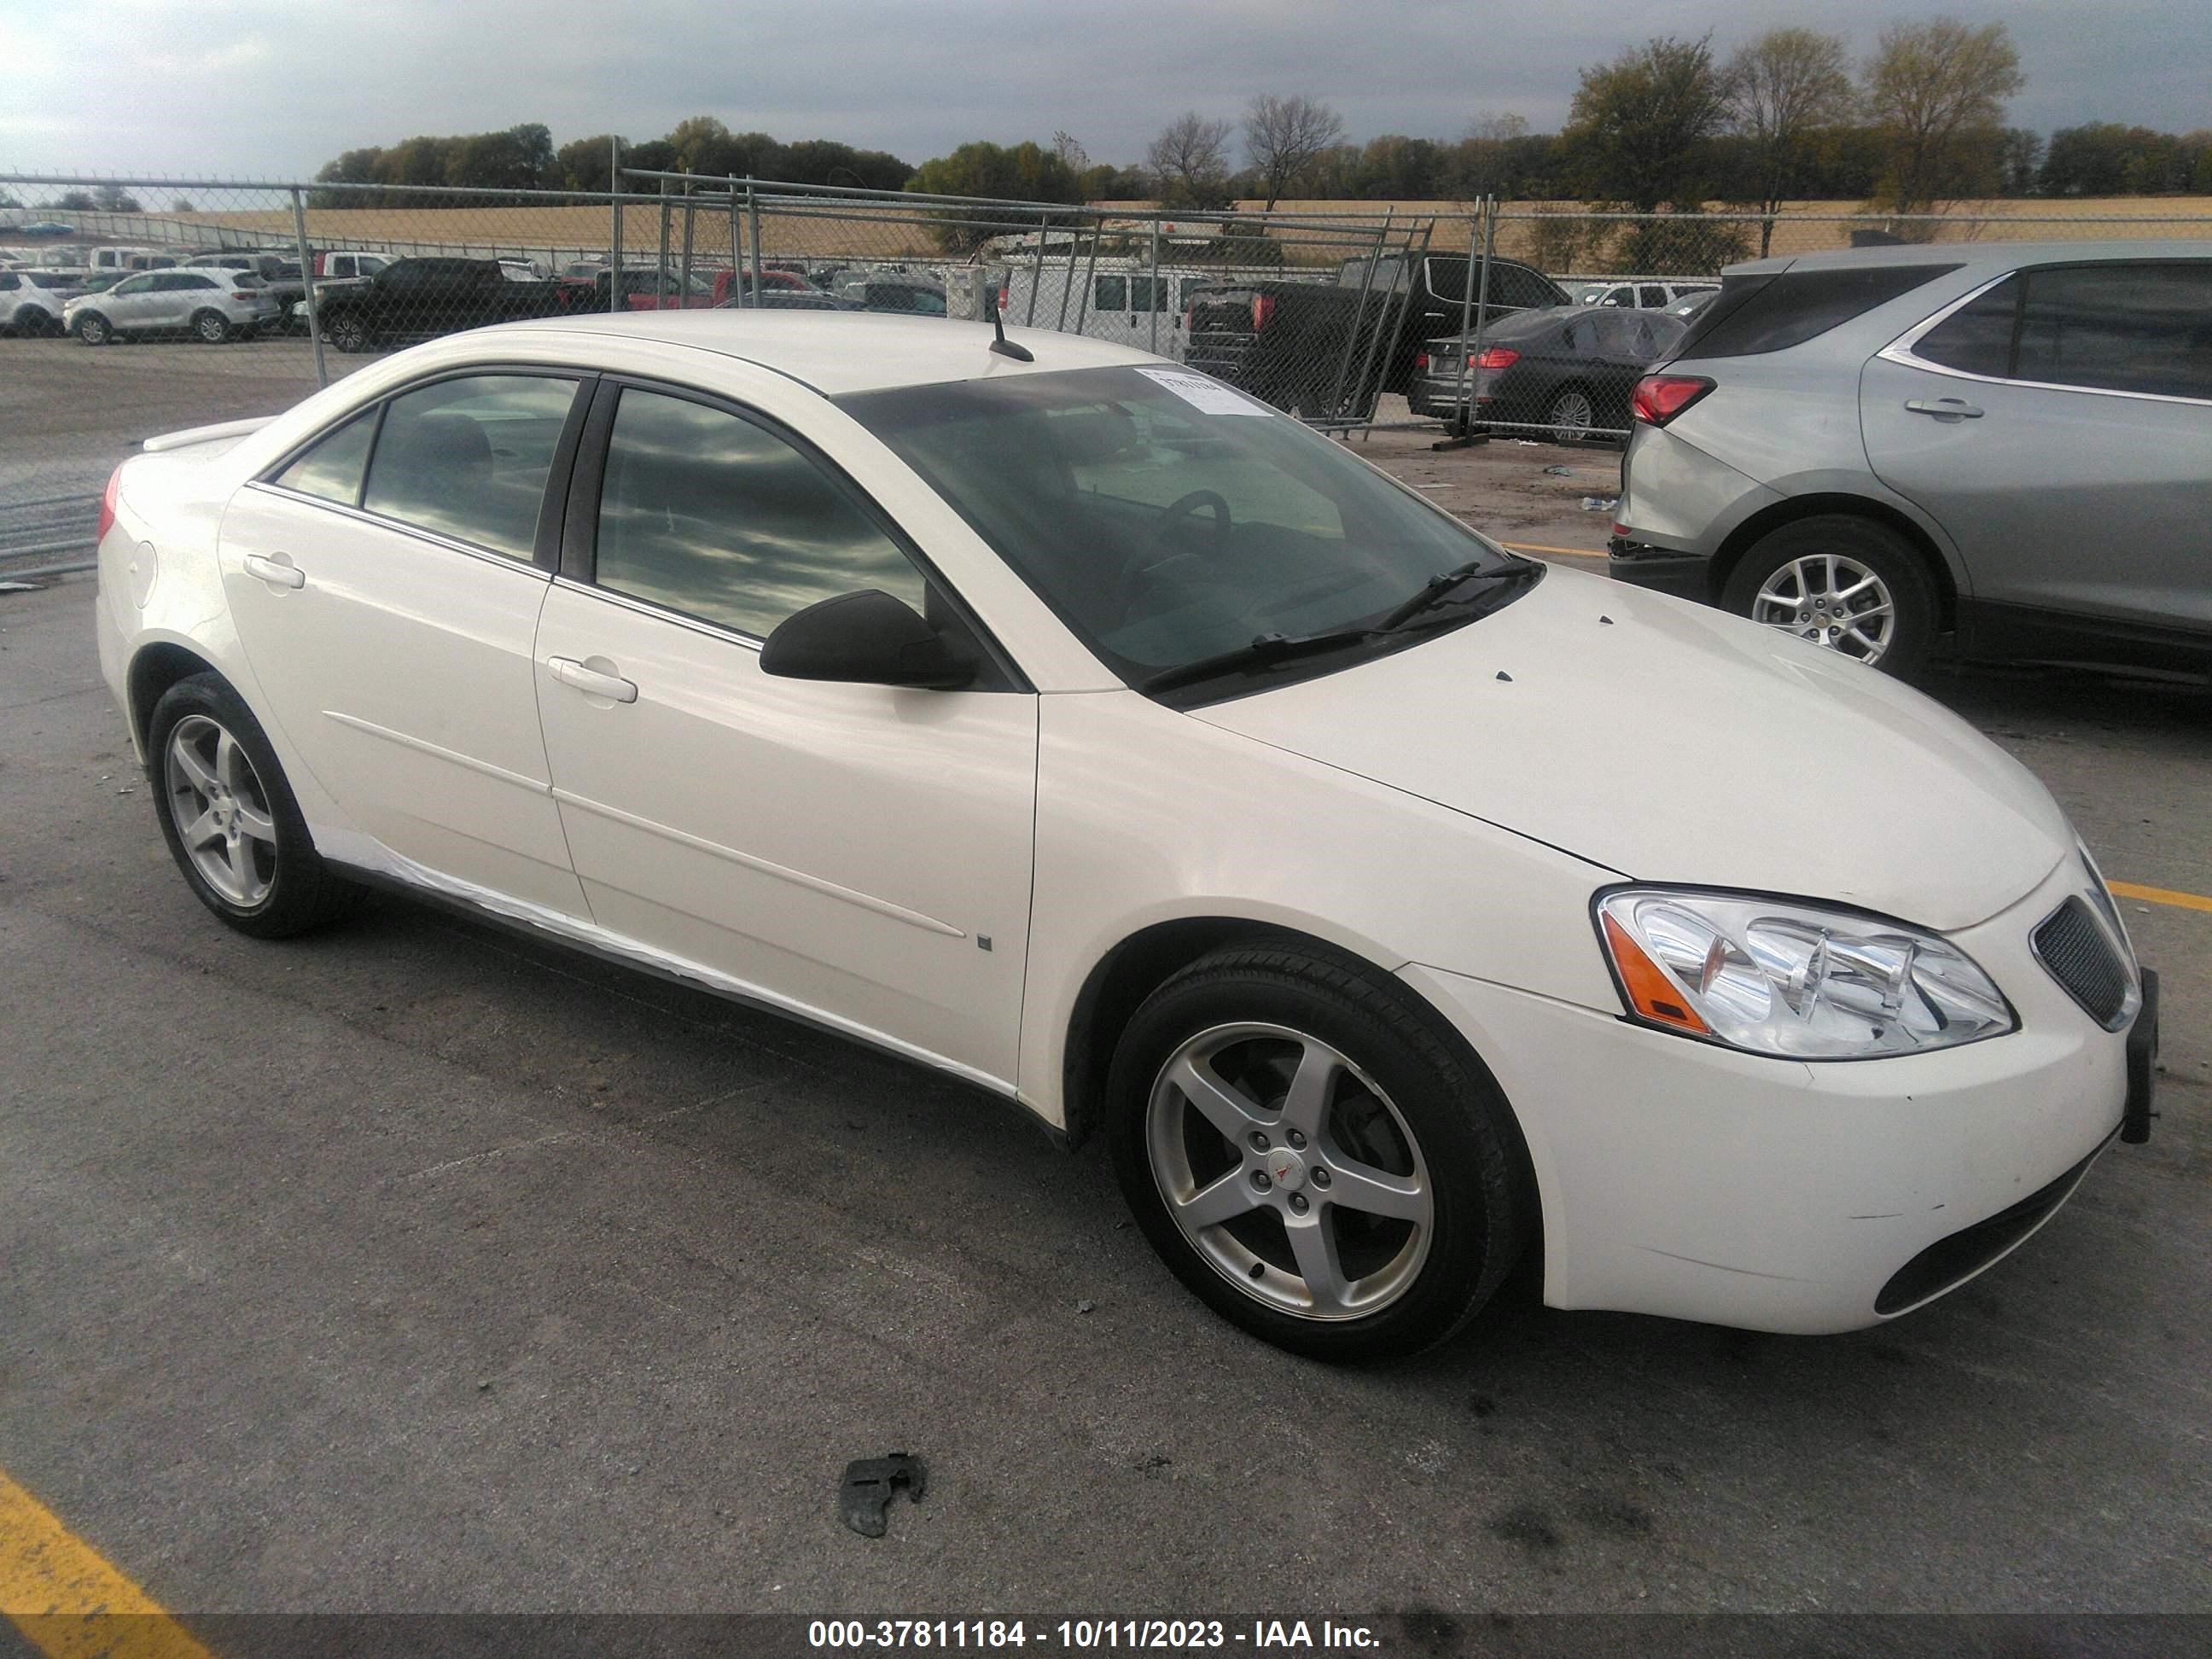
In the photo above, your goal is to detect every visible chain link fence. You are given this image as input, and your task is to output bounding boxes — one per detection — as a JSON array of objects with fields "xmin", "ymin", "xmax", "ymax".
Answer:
[{"xmin": 6, "ymin": 169, "xmax": 2210, "ymax": 573}]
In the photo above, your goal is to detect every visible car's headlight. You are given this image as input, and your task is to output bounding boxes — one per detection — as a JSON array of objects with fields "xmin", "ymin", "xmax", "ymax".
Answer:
[{"xmin": 1594, "ymin": 888, "xmax": 2016, "ymax": 1059}]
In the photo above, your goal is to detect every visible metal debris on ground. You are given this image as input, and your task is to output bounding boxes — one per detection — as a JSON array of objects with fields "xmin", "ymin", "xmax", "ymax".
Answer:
[{"xmin": 839, "ymin": 1452, "xmax": 927, "ymax": 1538}]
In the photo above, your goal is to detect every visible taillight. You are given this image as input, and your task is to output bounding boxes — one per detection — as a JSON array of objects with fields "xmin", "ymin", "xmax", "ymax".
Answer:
[
  {"xmin": 1252, "ymin": 294, "xmax": 1275, "ymax": 330},
  {"xmin": 98, "ymin": 467, "xmax": 121, "ymax": 544},
  {"xmin": 1414, "ymin": 352, "xmax": 1429, "ymax": 372},
  {"xmin": 231, "ymin": 290, "xmax": 255, "ymax": 301},
  {"xmin": 1632, "ymin": 374, "xmax": 1714, "ymax": 426},
  {"xmin": 1474, "ymin": 346, "xmax": 1519, "ymax": 370}
]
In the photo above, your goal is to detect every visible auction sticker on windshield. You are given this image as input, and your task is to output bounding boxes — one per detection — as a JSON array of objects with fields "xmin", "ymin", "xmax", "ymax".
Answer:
[{"xmin": 1135, "ymin": 367, "xmax": 1273, "ymax": 416}]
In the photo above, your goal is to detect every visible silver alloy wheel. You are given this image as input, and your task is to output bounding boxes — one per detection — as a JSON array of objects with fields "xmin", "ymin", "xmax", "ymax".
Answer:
[
  {"xmin": 194, "ymin": 310, "xmax": 229, "ymax": 344},
  {"xmin": 1146, "ymin": 1022, "xmax": 1433, "ymax": 1321},
  {"xmin": 1749, "ymin": 553, "xmax": 1897, "ymax": 664},
  {"xmin": 77, "ymin": 312, "xmax": 110, "ymax": 345},
  {"xmin": 164, "ymin": 714, "xmax": 278, "ymax": 907},
  {"xmin": 1546, "ymin": 388, "xmax": 1595, "ymax": 441},
  {"xmin": 328, "ymin": 315, "xmax": 365, "ymax": 352}
]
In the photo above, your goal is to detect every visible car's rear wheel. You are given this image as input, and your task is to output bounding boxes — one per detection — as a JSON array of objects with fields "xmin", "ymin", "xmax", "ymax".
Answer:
[
  {"xmin": 1723, "ymin": 515, "xmax": 1936, "ymax": 677},
  {"xmin": 324, "ymin": 312, "xmax": 369, "ymax": 353},
  {"xmin": 192, "ymin": 308, "xmax": 231, "ymax": 344},
  {"xmin": 147, "ymin": 673, "xmax": 355, "ymax": 938},
  {"xmin": 1107, "ymin": 944, "xmax": 1530, "ymax": 1362},
  {"xmin": 74, "ymin": 311, "xmax": 113, "ymax": 346},
  {"xmin": 1545, "ymin": 385, "xmax": 1596, "ymax": 442},
  {"xmin": 12, "ymin": 306, "xmax": 48, "ymax": 338}
]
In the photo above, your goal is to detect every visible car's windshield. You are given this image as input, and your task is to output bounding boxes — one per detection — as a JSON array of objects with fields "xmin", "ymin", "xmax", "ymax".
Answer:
[{"xmin": 839, "ymin": 364, "xmax": 1524, "ymax": 694}]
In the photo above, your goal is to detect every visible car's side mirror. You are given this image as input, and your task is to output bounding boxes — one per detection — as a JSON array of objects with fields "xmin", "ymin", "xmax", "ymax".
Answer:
[{"xmin": 759, "ymin": 589, "xmax": 977, "ymax": 690}]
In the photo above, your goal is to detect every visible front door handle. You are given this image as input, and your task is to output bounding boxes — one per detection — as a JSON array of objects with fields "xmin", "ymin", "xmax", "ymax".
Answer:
[
  {"xmin": 1903, "ymin": 398, "xmax": 1984, "ymax": 420},
  {"xmin": 546, "ymin": 655, "xmax": 637, "ymax": 704},
  {"xmin": 243, "ymin": 551, "xmax": 306, "ymax": 589}
]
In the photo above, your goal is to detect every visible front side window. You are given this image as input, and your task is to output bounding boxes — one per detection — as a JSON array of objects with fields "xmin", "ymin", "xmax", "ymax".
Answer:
[
  {"xmin": 112, "ymin": 275, "xmax": 155, "ymax": 295},
  {"xmin": 593, "ymin": 387, "xmax": 927, "ymax": 639},
  {"xmin": 272, "ymin": 410, "xmax": 378, "ymax": 507},
  {"xmin": 1095, "ymin": 274, "xmax": 1127, "ymax": 311},
  {"xmin": 841, "ymin": 365, "xmax": 1530, "ymax": 692},
  {"xmin": 361, "ymin": 375, "xmax": 579, "ymax": 559}
]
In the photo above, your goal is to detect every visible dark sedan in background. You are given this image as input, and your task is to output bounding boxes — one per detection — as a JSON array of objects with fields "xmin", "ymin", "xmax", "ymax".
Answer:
[{"xmin": 1410, "ymin": 305, "xmax": 1688, "ymax": 441}]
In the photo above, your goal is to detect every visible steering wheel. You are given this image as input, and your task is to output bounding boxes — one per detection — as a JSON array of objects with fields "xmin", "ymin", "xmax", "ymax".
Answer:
[{"xmin": 1115, "ymin": 490, "xmax": 1234, "ymax": 620}]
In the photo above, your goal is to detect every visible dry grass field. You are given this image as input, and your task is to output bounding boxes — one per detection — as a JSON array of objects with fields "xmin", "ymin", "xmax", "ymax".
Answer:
[{"xmin": 52, "ymin": 194, "xmax": 2212, "ymax": 277}]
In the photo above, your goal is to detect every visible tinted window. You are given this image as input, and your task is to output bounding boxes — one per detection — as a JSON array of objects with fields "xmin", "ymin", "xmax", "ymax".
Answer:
[
  {"xmin": 1096, "ymin": 275, "xmax": 1127, "ymax": 311},
  {"xmin": 0, "ymin": 276, "xmax": 16, "ymax": 292},
  {"xmin": 273, "ymin": 410, "xmax": 377, "ymax": 506},
  {"xmin": 1913, "ymin": 276, "xmax": 2018, "ymax": 377},
  {"xmin": 594, "ymin": 388, "xmax": 926, "ymax": 638},
  {"xmin": 1639, "ymin": 286, "xmax": 1668, "ymax": 307},
  {"xmin": 2015, "ymin": 263, "xmax": 2212, "ymax": 400},
  {"xmin": 112, "ymin": 275, "xmax": 155, "ymax": 295},
  {"xmin": 1678, "ymin": 264, "xmax": 1962, "ymax": 359},
  {"xmin": 362, "ymin": 375, "xmax": 579, "ymax": 559}
]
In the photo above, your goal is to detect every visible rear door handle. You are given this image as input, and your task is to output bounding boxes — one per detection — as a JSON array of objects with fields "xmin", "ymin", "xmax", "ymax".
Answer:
[
  {"xmin": 1904, "ymin": 398, "xmax": 1984, "ymax": 420},
  {"xmin": 546, "ymin": 655, "xmax": 637, "ymax": 704},
  {"xmin": 243, "ymin": 551, "xmax": 306, "ymax": 588}
]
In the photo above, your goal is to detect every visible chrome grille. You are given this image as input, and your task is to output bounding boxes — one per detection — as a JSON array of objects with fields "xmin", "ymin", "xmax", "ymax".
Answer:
[{"xmin": 2032, "ymin": 896, "xmax": 2132, "ymax": 1029}]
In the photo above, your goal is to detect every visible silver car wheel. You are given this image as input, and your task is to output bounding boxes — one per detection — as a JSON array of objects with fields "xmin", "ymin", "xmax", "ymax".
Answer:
[
  {"xmin": 165, "ymin": 714, "xmax": 278, "ymax": 907},
  {"xmin": 194, "ymin": 309, "xmax": 230, "ymax": 344},
  {"xmin": 1750, "ymin": 553, "xmax": 1896, "ymax": 665},
  {"xmin": 1145, "ymin": 1022, "xmax": 1433, "ymax": 1321},
  {"xmin": 1546, "ymin": 388, "xmax": 1595, "ymax": 441}
]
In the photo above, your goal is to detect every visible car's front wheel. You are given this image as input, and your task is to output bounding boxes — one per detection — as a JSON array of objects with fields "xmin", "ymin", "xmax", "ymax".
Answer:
[
  {"xmin": 74, "ymin": 311, "xmax": 113, "ymax": 346},
  {"xmin": 147, "ymin": 673, "xmax": 355, "ymax": 938},
  {"xmin": 1108, "ymin": 944, "xmax": 1531, "ymax": 1361},
  {"xmin": 191, "ymin": 308, "xmax": 232, "ymax": 344},
  {"xmin": 1723, "ymin": 515, "xmax": 1936, "ymax": 677}
]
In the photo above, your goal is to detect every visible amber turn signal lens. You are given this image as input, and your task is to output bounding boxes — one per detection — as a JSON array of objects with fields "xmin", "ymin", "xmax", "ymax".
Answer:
[{"xmin": 1601, "ymin": 911, "xmax": 1712, "ymax": 1035}]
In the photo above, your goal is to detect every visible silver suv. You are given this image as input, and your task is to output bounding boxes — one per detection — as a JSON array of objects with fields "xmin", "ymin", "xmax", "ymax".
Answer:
[{"xmin": 1607, "ymin": 242, "xmax": 2211, "ymax": 678}]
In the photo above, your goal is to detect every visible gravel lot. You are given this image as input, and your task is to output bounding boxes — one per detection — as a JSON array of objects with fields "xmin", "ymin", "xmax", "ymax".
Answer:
[{"xmin": 2, "ymin": 329, "xmax": 2208, "ymax": 1638}]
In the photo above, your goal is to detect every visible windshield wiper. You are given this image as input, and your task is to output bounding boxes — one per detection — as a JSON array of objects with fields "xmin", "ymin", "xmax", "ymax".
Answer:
[
  {"xmin": 1138, "ymin": 626, "xmax": 1386, "ymax": 695},
  {"xmin": 1377, "ymin": 557, "xmax": 1541, "ymax": 632}
]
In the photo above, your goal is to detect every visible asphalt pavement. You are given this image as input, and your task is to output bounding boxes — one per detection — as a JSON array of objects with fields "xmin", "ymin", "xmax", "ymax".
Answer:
[{"xmin": 2, "ymin": 573, "xmax": 2208, "ymax": 1630}]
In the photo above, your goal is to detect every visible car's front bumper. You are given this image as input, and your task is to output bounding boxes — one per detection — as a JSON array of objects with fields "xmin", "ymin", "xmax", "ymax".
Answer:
[{"xmin": 1401, "ymin": 854, "xmax": 2145, "ymax": 1333}]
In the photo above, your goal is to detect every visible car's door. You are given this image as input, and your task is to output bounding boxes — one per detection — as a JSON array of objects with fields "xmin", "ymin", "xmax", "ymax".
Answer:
[
  {"xmin": 100, "ymin": 272, "xmax": 162, "ymax": 330},
  {"xmin": 1863, "ymin": 258, "xmax": 2212, "ymax": 639},
  {"xmin": 148, "ymin": 272, "xmax": 211, "ymax": 329},
  {"xmin": 532, "ymin": 378, "xmax": 1039, "ymax": 1086},
  {"xmin": 219, "ymin": 370, "xmax": 594, "ymax": 915}
]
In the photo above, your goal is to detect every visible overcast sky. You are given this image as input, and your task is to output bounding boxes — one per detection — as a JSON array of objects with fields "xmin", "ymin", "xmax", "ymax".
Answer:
[{"xmin": 3, "ymin": 0, "xmax": 2206, "ymax": 186}]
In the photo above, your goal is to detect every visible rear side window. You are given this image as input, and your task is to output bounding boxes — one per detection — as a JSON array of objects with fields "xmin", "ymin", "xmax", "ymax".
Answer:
[
  {"xmin": 362, "ymin": 375, "xmax": 580, "ymax": 559},
  {"xmin": 273, "ymin": 410, "xmax": 377, "ymax": 506},
  {"xmin": 1678, "ymin": 264, "xmax": 1962, "ymax": 359},
  {"xmin": 1913, "ymin": 277, "xmax": 2019, "ymax": 377},
  {"xmin": 2016, "ymin": 263, "xmax": 2212, "ymax": 400}
]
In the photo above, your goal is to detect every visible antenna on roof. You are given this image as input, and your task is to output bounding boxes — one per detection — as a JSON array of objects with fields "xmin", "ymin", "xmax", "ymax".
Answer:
[{"xmin": 989, "ymin": 307, "xmax": 1033, "ymax": 363}]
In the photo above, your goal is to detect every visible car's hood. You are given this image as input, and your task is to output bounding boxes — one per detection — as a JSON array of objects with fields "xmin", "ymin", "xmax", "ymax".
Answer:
[{"xmin": 1192, "ymin": 564, "xmax": 2070, "ymax": 933}]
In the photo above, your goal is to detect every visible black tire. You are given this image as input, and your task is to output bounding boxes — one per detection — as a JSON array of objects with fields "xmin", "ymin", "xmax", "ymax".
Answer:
[
  {"xmin": 1721, "ymin": 514, "xmax": 1938, "ymax": 678},
  {"xmin": 1107, "ymin": 943, "xmax": 1532, "ymax": 1362},
  {"xmin": 191, "ymin": 308, "xmax": 232, "ymax": 345},
  {"xmin": 324, "ymin": 311, "xmax": 370, "ymax": 353},
  {"xmin": 74, "ymin": 311, "xmax": 113, "ymax": 346},
  {"xmin": 12, "ymin": 306, "xmax": 47, "ymax": 338},
  {"xmin": 146, "ymin": 672, "xmax": 356, "ymax": 939}
]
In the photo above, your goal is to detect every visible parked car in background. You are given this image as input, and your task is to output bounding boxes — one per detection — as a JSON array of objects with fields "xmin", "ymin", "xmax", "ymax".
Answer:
[
  {"xmin": 186, "ymin": 251, "xmax": 306, "ymax": 316},
  {"xmin": 1666, "ymin": 288, "xmax": 1720, "ymax": 320},
  {"xmin": 311, "ymin": 256, "xmax": 591, "ymax": 352},
  {"xmin": 837, "ymin": 276, "xmax": 946, "ymax": 315},
  {"xmin": 1411, "ymin": 305, "xmax": 1688, "ymax": 440},
  {"xmin": 719, "ymin": 288, "xmax": 860, "ymax": 311},
  {"xmin": 66, "ymin": 268, "xmax": 279, "ymax": 344},
  {"xmin": 93, "ymin": 311, "xmax": 2155, "ymax": 1361},
  {"xmin": 582, "ymin": 266, "xmax": 821, "ymax": 311},
  {"xmin": 15, "ymin": 220, "xmax": 77, "ymax": 237},
  {"xmin": 1, "ymin": 270, "xmax": 71, "ymax": 335},
  {"xmin": 1187, "ymin": 253, "xmax": 1569, "ymax": 420},
  {"xmin": 1609, "ymin": 242, "xmax": 2212, "ymax": 678},
  {"xmin": 85, "ymin": 246, "xmax": 180, "ymax": 274},
  {"xmin": 311, "ymin": 251, "xmax": 392, "ymax": 282},
  {"xmin": 1573, "ymin": 279, "xmax": 1720, "ymax": 310}
]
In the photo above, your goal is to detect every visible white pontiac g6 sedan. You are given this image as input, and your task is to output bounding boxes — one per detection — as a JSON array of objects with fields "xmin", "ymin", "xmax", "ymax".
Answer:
[{"xmin": 95, "ymin": 312, "xmax": 2157, "ymax": 1360}]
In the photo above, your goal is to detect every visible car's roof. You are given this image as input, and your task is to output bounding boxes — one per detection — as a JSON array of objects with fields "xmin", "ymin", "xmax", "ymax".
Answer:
[
  {"xmin": 504, "ymin": 310, "xmax": 1160, "ymax": 394},
  {"xmin": 1726, "ymin": 238, "xmax": 2212, "ymax": 278}
]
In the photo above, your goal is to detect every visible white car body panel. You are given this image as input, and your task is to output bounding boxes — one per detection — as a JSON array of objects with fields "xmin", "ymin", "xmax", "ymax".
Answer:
[{"xmin": 95, "ymin": 312, "xmax": 2139, "ymax": 1336}]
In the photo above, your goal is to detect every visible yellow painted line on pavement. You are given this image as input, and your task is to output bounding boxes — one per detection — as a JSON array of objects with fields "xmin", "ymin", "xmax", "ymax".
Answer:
[
  {"xmin": 0, "ymin": 1468, "xmax": 211, "ymax": 1659},
  {"xmin": 2109, "ymin": 881, "xmax": 2212, "ymax": 916},
  {"xmin": 1502, "ymin": 541, "xmax": 1608, "ymax": 560}
]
